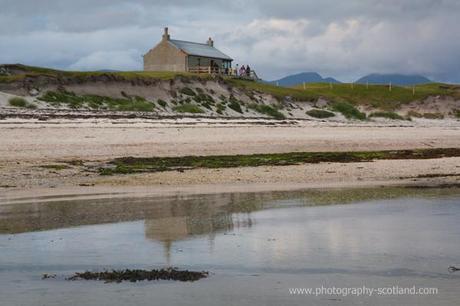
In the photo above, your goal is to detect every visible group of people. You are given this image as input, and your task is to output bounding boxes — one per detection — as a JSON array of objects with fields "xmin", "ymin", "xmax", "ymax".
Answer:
[{"xmin": 234, "ymin": 64, "xmax": 251, "ymax": 77}]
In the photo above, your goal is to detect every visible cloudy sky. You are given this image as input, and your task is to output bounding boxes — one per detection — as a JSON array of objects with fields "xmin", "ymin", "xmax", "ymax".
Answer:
[{"xmin": 1, "ymin": 0, "xmax": 459, "ymax": 82}]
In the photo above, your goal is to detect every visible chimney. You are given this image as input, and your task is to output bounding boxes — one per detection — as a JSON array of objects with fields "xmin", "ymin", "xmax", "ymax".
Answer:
[
  {"xmin": 162, "ymin": 27, "xmax": 170, "ymax": 41},
  {"xmin": 207, "ymin": 37, "xmax": 214, "ymax": 47}
]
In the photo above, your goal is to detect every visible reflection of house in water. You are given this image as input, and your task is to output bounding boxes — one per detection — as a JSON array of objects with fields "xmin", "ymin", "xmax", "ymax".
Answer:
[{"xmin": 145, "ymin": 202, "xmax": 254, "ymax": 263}]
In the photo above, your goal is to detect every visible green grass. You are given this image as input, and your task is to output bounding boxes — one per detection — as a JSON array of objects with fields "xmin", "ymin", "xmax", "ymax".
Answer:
[
  {"xmin": 157, "ymin": 99, "xmax": 167, "ymax": 108},
  {"xmin": 229, "ymin": 78, "xmax": 460, "ymax": 111},
  {"xmin": 248, "ymin": 103, "xmax": 285, "ymax": 119},
  {"xmin": 306, "ymin": 109, "xmax": 335, "ymax": 118},
  {"xmin": 294, "ymin": 82, "xmax": 460, "ymax": 111},
  {"xmin": 99, "ymin": 148, "xmax": 460, "ymax": 175},
  {"xmin": 180, "ymin": 87, "xmax": 196, "ymax": 96},
  {"xmin": 8, "ymin": 97, "xmax": 37, "ymax": 109},
  {"xmin": 8, "ymin": 97, "xmax": 28, "ymax": 107},
  {"xmin": 38, "ymin": 91, "xmax": 155, "ymax": 111},
  {"xmin": 330, "ymin": 102, "xmax": 366, "ymax": 120},
  {"xmin": 173, "ymin": 103, "xmax": 204, "ymax": 114},
  {"xmin": 216, "ymin": 103, "xmax": 226, "ymax": 114},
  {"xmin": 0, "ymin": 64, "xmax": 213, "ymax": 83},
  {"xmin": 369, "ymin": 111, "xmax": 405, "ymax": 120},
  {"xmin": 3, "ymin": 64, "xmax": 460, "ymax": 113},
  {"xmin": 422, "ymin": 112, "xmax": 444, "ymax": 119},
  {"xmin": 228, "ymin": 96, "xmax": 243, "ymax": 113}
]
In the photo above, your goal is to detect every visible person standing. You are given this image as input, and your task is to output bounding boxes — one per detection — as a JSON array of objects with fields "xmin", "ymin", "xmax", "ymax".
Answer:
[
  {"xmin": 240, "ymin": 65, "xmax": 246, "ymax": 77},
  {"xmin": 246, "ymin": 65, "xmax": 251, "ymax": 77}
]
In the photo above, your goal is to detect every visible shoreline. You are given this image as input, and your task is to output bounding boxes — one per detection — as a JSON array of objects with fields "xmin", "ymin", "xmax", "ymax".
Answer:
[{"xmin": 1, "ymin": 157, "xmax": 459, "ymax": 205}]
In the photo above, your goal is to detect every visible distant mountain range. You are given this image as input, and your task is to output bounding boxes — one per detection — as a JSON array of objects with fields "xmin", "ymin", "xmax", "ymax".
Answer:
[
  {"xmin": 268, "ymin": 72, "xmax": 341, "ymax": 86},
  {"xmin": 356, "ymin": 74, "xmax": 432, "ymax": 86},
  {"xmin": 267, "ymin": 72, "xmax": 433, "ymax": 86}
]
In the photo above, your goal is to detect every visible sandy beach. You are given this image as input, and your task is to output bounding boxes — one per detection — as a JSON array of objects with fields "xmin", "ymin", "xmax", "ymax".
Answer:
[{"xmin": 0, "ymin": 118, "xmax": 459, "ymax": 202}]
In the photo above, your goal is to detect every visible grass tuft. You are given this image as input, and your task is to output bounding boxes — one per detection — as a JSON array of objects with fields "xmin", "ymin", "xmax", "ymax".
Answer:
[
  {"xmin": 8, "ymin": 97, "xmax": 28, "ymax": 107},
  {"xmin": 8, "ymin": 97, "xmax": 37, "ymax": 109},
  {"xmin": 38, "ymin": 91, "xmax": 155, "ymax": 111},
  {"xmin": 330, "ymin": 102, "xmax": 366, "ymax": 120},
  {"xmin": 228, "ymin": 95, "xmax": 243, "ymax": 113},
  {"xmin": 421, "ymin": 112, "xmax": 444, "ymax": 119},
  {"xmin": 369, "ymin": 111, "xmax": 405, "ymax": 120},
  {"xmin": 180, "ymin": 87, "xmax": 196, "ymax": 96},
  {"xmin": 306, "ymin": 109, "xmax": 335, "ymax": 119},
  {"xmin": 249, "ymin": 104, "xmax": 285, "ymax": 119},
  {"xmin": 157, "ymin": 99, "xmax": 167, "ymax": 108},
  {"xmin": 173, "ymin": 103, "xmax": 204, "ymax": 114}
]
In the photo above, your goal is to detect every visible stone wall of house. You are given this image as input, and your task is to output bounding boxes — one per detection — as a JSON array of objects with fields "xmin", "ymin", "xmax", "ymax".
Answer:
[{"xmin": 143, "ymin": 40, "xmax": 187, "ymax": 72}]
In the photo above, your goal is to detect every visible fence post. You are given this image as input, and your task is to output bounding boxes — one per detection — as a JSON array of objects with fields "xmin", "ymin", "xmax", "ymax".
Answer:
[
  {"xmin": 303, "ymin": 82, "xmax": 306, "ymax": 90},
  {"xmin": 389, "ymin": 82, "xmax": 392, "ymax": 92}
]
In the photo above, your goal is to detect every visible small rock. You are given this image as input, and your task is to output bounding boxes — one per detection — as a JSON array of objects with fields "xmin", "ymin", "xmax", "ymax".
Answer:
[{"xmin": 29, "ymin": 88, "xmax": 40, "ymax": 96}]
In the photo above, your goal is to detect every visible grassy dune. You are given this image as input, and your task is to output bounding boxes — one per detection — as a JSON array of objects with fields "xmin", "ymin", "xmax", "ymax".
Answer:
[
  {"xmin": 232, "ymin": 79, "xmax": 460, "ymax": 111},
  {"xmin": 0, "ymin": 64, "xmax": 212, "ymax": 82},
  {"xmin": 2, "ymin": 64, "xmax": 460, "ymax": 112}
]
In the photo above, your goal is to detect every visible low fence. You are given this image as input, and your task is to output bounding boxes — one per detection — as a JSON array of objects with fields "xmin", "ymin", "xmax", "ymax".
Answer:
[{"xmin": 187, "ymin": 66, "xmax": 259, "ymax": 81}]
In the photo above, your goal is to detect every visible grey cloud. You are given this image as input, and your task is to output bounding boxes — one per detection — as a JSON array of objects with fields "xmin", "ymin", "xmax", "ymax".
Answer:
[{"xmin": 1, "ymin": 0, "xmax": 460, "ymax": 82}]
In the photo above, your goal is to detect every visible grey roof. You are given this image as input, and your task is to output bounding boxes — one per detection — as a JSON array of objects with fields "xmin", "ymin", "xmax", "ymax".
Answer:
[{"xmin": 169, "ymin": 39, "xmax": 233, "ymax": 61}]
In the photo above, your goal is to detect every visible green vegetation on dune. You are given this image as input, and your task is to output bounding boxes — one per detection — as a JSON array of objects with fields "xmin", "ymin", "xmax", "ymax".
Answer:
[
  {"xmin": 173, "ymin": 103, "xmax": 204, "ymax": 114},
  {"xmin": 2, "ymin": 65, "xmax": 460, "ymax": 114},
  {"xmin": 0, "ymin": 64, "xmax": 212, "ymax": 83},
  {"xmin": 8, "ymin": 97, "xmax": 37, "ymax": 109},
  {"xmin": 248, "ymin": 103, "xmax": 285, "ymax": 119},
  {"xmin": 157, "ymin": 99, "xmax": 167, "ymax": 108},
  {"xmin": 8, "ymin": 97, "xmax": 28, "ymax": 107},
  {"xmin": 306, "ymin": 109, "xmax": 335, "ymax": 118},
  {"xmin": 99, "ymin": 148, "xmax": 460, "ymax": 175},
  {"xmin": 227, "ymin": 95, "xmax": 243, "ymax": 113},
  {"xmin": 330, "ymin": 101, "xmax": 366, "ymax": 120},
  {"xmin": 369, "ymin": 111, "xmax": 405, "ymax": 120},
  {"xmin": 294, "ymin": 82, "xmax": 460, "ymax": 111},
  {"xmin": 38, "ymin": 90, "xmax": 155, "ymax": 111},
  {"xmin": 228, "ymin": 79, "xmax": 319, "ymax": 102},
  {"xmin": 421, "ymin": 112, "xmax": 445, "ymax": 119},
  {"xmin": 229, "ymin": 78, "xmax": 460, "ymax": 111}
]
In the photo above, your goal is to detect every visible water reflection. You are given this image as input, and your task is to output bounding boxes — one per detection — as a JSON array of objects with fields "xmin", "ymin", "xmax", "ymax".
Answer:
[{"xmin": 1, "ymin": 187, "xmax": 458, "ymax": 238}]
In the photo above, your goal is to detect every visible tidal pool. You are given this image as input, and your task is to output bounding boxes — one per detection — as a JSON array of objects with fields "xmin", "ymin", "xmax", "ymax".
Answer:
[{"xmin": 1, "ymin": 187, "xmax": 460, "ymax": 305}]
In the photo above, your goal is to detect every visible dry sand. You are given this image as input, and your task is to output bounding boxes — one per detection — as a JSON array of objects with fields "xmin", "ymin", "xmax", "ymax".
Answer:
[
  {"xmin": 0, "ymin": 118, "xmax": 459, "ymax": 202},
  {"xmin": 0, "ymin": 118, "xmax": 459, "ymax": 161}
]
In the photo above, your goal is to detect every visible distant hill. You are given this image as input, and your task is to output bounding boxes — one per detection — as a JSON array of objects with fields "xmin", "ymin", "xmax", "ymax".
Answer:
[
  {"xmin": 356, "ymin": 74, "xmax": 432, "ymax": 86},
  {"xmin": 268, "ymin": 72, "xmax": 341, "ymax": 86}
]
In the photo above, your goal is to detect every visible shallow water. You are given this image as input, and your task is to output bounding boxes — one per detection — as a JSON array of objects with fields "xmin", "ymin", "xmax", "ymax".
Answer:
[{"xmin": 1, "ymin": 187, "xmax": 460, "ymax": 305}]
